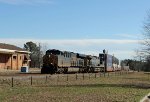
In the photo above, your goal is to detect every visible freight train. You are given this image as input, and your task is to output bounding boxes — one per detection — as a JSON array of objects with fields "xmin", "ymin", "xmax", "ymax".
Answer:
[{"xmin": 41, "ymin": 49, "xmax": 120, "ymax": 74}]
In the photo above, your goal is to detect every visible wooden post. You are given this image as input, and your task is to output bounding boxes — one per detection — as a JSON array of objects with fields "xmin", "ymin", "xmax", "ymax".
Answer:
[
  {"xmin": 57, "ymin": 75, "xmax": 59, "ymax": 85},
  {"xmin": 108, "ymin": 72, "xmax": 109, "ymax": 77},
  {"xmin": 67, "ymin": 74, "xmax": 68, "ymax": 81},
  {"xmin": 76, "ymin": 73, "xmax": 77, "ymax": 80},
  {"xmin": 31, "ymin": 76, "xmax": 32, "ymax": 85},
  {"xmin": 58, "ymin": 75, "xmax": 59, "ymax": 81},
  {"xmin": 12, "ymin": 77, "xmax": 14, "ymax": 87},
  {"xmin": 83, "ymin": 73, "xmax": 84, "ymax": 80},
  {"xmin": 45, "ymin": 76, "xmax": 47, "ymax": 83},
  {"xmin": 148, "ymin": 73, "xmax": 150, "ymax": 81}
]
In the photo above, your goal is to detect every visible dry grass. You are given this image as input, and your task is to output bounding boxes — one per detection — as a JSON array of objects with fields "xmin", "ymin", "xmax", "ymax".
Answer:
[{"xmin": 0, "ymin": 71, "xmax": 150, "ymax": 102}]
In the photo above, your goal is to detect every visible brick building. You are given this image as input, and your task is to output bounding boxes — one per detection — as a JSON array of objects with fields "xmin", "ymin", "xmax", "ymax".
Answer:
[{"xmin": 0, "ymin": 43, "xmax": 30, "ymax": 70}]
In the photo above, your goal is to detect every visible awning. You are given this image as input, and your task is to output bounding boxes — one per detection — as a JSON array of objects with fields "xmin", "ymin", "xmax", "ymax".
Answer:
[
  {"xmin": 0, "ymin": 48, "xmax": 15, "ymax": 54},
  {"xmin": 16, "ymin": 50, "xmax": 31, "ymax": 54}
]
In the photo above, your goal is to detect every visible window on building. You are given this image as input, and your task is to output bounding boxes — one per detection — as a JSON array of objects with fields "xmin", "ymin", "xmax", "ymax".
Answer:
[{"xmin": 13, "ymin": 56, "xmax": 17, "ymax": 60}]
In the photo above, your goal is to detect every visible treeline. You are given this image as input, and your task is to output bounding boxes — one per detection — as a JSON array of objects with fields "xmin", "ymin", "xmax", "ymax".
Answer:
[{"xmin": 121, "ymin": 59, "xmax": 150, "ymax": 72}]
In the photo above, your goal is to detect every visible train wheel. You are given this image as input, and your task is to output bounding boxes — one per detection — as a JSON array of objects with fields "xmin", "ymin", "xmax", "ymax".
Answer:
[
  {"xmin": 79, "ymin": 67, "xmax": 83, "ymax": 73},
  {"xmin": 90, "ymin": 67, "xmax": 94, "ymax": 73},
  {"xmin": 54, "ymin": 65, "xmax": 58, "ymax": 74},
  {"xmin": 57, "ymin": 68, "xmax": 64, "ymax": 74},
  {"xmin": 64, "ymin": 68, "xmax": 68, "ymax": 73},
  {"xmin": 83, "ymin": 66, "xmax": 90, "ymax": 73},
  {"xmin": 41, "ymin": 68, "xmax": 45, "ymax": 74}
]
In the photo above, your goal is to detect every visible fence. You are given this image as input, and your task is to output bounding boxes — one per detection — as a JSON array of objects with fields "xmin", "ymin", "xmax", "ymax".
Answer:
[{"xmin": 0, "ymin": 71, "xmax": 131, "ymax": 87}]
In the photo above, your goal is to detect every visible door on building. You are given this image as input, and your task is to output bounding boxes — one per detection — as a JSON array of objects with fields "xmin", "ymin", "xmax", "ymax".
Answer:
[{"xmin": 12, "ymin": 55, "xmax": 17, "ymax": 70}]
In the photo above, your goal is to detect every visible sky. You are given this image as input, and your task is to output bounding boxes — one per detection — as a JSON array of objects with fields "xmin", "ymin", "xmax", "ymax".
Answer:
[{"xmin": 0, "ymin": 0, "xmax": 150, "ymax": 60}]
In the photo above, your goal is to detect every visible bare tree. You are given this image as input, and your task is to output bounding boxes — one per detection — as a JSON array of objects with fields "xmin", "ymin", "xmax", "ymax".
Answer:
[
  {"xmin": 41, "ymin": 43, "xmax": 48, "ymax": 55},
  {"xmin": 38, "ymin": 43, "xmax": 48, "ymax": 68},
  {"xmin": 142, "ymin": 12, "xmax": 150, "ymax": 53},
  {"xmin": 140, "ymin": 11, "xmax": 150, "ymax": 71}
]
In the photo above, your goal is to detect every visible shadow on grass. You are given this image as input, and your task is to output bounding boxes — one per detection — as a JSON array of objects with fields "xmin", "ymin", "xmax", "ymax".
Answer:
[{"xmin": 41, "ymin": 83, "xmax": 150, "ymax": 89}]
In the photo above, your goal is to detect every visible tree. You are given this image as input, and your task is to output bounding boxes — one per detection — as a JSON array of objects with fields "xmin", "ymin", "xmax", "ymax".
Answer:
[
  {"xmin": 121, "ymin": 59, "xmax": 135, "ymax": 70},
  {"xmin": 142, "ymin": 13, "xmax": 150, "ymax": 54},
  {"xmin": 121, "ymin": 59, "xmax": 145, "ymax": 71},
  {"xmin": 140, "ymin": 11, "xmax": 150, "ymax": 71},
  {"xmin": 37, "ymin": 43, "xmax": 48, "ymax": 68},
  {"xmin": 24, "ymin": 42, "xmax": 38, "ymax": 52},
  {"xmin": 24, "ymin": 41, "xmax": 42, "ymax": 68}
]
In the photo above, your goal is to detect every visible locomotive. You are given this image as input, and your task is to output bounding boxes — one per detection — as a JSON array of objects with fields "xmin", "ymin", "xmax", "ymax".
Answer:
[{"xmin": 41, "ymin": 49, "xmax": 120, "ymax": 74}]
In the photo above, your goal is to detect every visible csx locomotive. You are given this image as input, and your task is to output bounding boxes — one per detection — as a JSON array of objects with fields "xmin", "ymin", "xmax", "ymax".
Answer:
[{"xmin": 41, "ymin": 49, "xmax": 120, "ymax": 74}]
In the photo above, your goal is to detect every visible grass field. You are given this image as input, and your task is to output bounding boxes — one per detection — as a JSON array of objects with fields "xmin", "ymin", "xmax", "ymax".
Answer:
[{"xmin": 0, "ymin": 71, "xmax": 150, "ymax": 102}]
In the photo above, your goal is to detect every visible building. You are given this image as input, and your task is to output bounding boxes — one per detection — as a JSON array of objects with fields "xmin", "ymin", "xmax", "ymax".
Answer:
[{"xmin": 0, "ymin": 43, "xmax": 30, "ymax": 70}]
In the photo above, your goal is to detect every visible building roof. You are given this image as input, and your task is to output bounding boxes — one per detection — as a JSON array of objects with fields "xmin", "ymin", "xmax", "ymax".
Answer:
[
  {"xmin": 0, "ymin": 43, "xmax": 25, "ymax": 51},
  {"xmin": 0, "ymin": 43, "xmax": 29, "ymax": 54}
]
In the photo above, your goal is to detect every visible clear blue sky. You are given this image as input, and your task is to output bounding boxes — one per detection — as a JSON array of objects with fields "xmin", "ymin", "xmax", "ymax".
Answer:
[{"xmin": 0, "ymin": 0, "xmax": 150, "ymax": 59}]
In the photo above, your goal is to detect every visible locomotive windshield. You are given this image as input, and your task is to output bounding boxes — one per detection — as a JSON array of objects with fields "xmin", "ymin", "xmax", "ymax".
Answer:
[
  {"xmin": 46, "ymin": 49, "xmax": 62, "ymax": 55},
  {"xmin": 77, "ymin": 53, "xmax": 86, "ymax": 59}
]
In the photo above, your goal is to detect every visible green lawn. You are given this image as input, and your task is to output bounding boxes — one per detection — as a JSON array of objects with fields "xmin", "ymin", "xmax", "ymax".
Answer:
[{"xmin": 0, "ymin": 72, "xmax": 149, "ymax": 102}]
